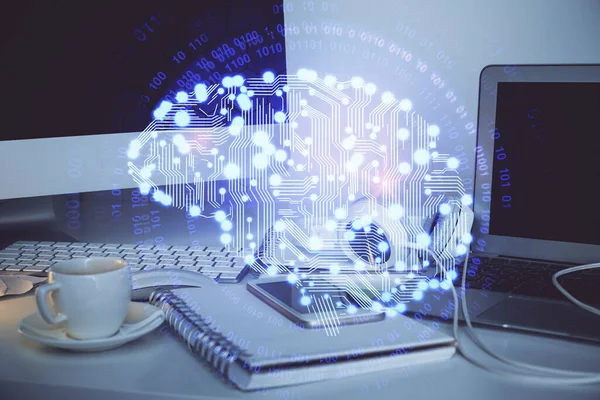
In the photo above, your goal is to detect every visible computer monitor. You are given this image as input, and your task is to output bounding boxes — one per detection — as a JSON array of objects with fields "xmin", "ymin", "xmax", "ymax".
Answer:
[
  {"xmin": 473, "ymin": 64, "xmax": 600, "ymax": 265},
  {"xmin": 0, "ymin": 1, "xmax": 286, "ymax": 247}
]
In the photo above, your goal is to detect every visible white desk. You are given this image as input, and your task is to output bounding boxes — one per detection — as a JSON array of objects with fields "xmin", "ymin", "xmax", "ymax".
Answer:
[{"xmin": 1, "ymin": 294, "xmax": 599, "ymax": 400}]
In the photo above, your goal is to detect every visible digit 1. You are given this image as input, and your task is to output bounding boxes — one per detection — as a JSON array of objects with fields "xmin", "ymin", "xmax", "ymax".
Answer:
[
  {"xmin": 499, "ymin": 168, "xmax": 509, "ymax": 173},
  {"xmin": 495, "ymin": 146, "xmax": 504, "ymax": 153}
]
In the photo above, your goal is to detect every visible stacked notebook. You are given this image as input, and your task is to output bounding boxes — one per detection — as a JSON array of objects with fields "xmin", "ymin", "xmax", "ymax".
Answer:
[{"xmin": 148, "ymin": 281, "xmax": 456, "ymax": 391}]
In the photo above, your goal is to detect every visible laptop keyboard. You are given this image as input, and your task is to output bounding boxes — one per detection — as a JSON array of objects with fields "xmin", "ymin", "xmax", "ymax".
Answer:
[
  {"xmin": 455, "ymin": 256, "xmax": 600, "ymax": 305},
  {"xmin": 0, "ymin": 241, "xmax": 250, "ymax": 283}
]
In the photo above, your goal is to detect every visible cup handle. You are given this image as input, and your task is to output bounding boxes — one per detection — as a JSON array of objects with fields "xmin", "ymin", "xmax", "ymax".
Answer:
[{"xmin": 35, "ymin": 282, "xmax": 67, "ymax": 325}]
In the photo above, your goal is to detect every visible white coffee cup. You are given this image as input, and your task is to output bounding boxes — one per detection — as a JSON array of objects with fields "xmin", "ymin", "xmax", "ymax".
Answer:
[{"xmin": 35, "ymin": 257, "xmax": 131, "ymax": 340}]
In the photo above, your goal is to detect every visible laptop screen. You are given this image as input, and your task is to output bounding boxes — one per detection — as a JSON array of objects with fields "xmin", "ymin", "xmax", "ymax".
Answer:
[{"xmin": 489, "ymin": 82, "xmax": 600, "ymax": 246}]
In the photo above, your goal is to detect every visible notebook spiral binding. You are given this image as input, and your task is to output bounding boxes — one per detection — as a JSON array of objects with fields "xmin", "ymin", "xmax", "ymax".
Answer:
[{"xmin": 149, "ymin": 288, "xmax": 251, "ymax": 380}]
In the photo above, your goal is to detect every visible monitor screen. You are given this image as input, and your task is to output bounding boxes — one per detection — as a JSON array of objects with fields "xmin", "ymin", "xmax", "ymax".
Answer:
[
  {"xmin": 0, "ymin": 1, "xmax": 286, "ymax": 141},
  {"xmin": 489, "ymin": 82, "xmax": 600, "ymax": 246}
]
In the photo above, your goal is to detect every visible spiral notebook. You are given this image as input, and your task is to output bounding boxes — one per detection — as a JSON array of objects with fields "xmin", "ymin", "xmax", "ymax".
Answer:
[{"xmin": 148, "ymin": 285, "xmax": 456, "ymax": 391}]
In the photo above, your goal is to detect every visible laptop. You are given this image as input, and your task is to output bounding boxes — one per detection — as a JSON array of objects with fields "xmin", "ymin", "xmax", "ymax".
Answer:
[{"xmin": 407, "ymin": 64, "xmax": 600, "ymax": 342}]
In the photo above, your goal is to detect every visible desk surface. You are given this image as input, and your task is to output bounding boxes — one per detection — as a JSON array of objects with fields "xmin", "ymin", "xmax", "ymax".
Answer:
[{"xmin": 1, "ymin": 294, "xmax": 599, "ymax": 400}]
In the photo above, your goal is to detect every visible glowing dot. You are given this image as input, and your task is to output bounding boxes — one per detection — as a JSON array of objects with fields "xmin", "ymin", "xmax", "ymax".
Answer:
[
  {"xmin": 220, "ymin": 234, "xmax": 232, "ymax": 245},
  {"xmin": 244, "ymin": 255, "xmax": 255, "ymax": 265},
  {"xmin": 300, "ymin": 296, "xmax": 311, "ymax": 306},
  {"xmin": 275, "ymin": 149, "xmax": 287, "ymax": 162},
  {"xmin": 417, "ymin": 233, "xmax": 431, "ymax": 247},
  {"xmin": 236, "ymin": 93, "xmax": 252, "ymax": 111},
  {"xmin": 388, "ymin": 204, "xmax": 404, "ymax": 219},
  {"xmin": 174, "ymin": 110, "xmax": 190, "ymax": 127},
  {"xmin": 274, "ymin": 111, "xmax": 286, "ymax": 123},
  {"xmin": 447, "ymin": 157, "xmax": 460, "ymax": 169},
  {"xmin": 324, "ymin": 75, "xmax": 337, "ymax": 86},
  {"xmin": 364, "ymin": 83, "xmax": 377, "ymax": 95},
  {"xmin": 250, "ymin": 242, "xmax": 256, "ymax": 249},
  {"xmin": 439, "ymin": 203, "xmax": 451, "ymax": 215},
  {"xmin": 350, "ymin": 76, "xmax": 364, "ymax": 88},
  {"xmin": 185, "ymin": 205, "xmax": 200, "ymax": 217},
  {"xmin": 220, "ymin": 108, "xmax": 228, "ymax": 115},
  {"xmin": 217, "ymin": 88, "xmax": 225, "ymax": 95},
  {"xmin": 246, "ymin": 233, "xmax": 253, "ymax": 240},
  {"xmin": 262, "ymin": 71, "xmax": 275, "ymax": 83},
  {"xmin": 159, "ymin": 140, "xmax": 166, "ymax": 147},
  {"xmin": 297, "ymin": 68, "xmax": 318, "ymax": 82},
  {"xmin": 310, "ymin": 194, "xmax": 317, "ymax": 201},
  {"xmin": 241, "ymin": 195, "xmax": 249, "ymax": 202},
  {"xmin": 263, "ymin": 143, "xmax": 276, "ymax": 155},
  {"xmin": 214, "ymin": 210, "xmax": 226, "ymax": 222},
  {"xmin": 397, "ymin": 128, "xmax": 410, "ymax": 141},
  {"xmin": 455, "ymin": 244, "xmax": 468, "ymax": 255},
  {"xmin": 229, "ymin": 116, "xmax": 244, "ymax": 136},
  {"xmin": 274, "ymin": 220, "xmax": 286, "ymax": 232},
  {"xmin": 440, "ymin": 281, "xmax": 451, "ymax": 290},
  {"xmin": 344, "ymin": 231, "xmax": 356, "ymax": 241},
  {"xmin": 247, "ymin": 90, "xmax": 255, "ymax": 96},
  {"xmin": 247, "ymin": 217, "xmax": 253, "ymax": 223},
  {"xmin": 399, "ymin": 99, "xmax": 413, "ymax": 111},
  {"xmin": 429, "ymin": 279, "xmax": 440, "ymax": 290},
  {"xmin": 219, "ymin": 188, "xmax": 226, "ymax": 196},
  {"xmin": 223, "ymin": 163, "xmax": 240, "ymax": 180},
  {"xmin": 276, "ymin": 89, "xmax": 283, "ymax": 96},
  {"xmin": 381, "ymin": 91, "xmax": 395, "ymax": 103},
  {"xmin": 447, "ymin": 270, "xmax": 458, "ymax": 281},
  {"xmin": 222, "ymin": 77, "xmax": 233, "ymax": 88},
  {"xmin": 347, "ymin": 305, "xmax": 358, "ymax": 314},
  {"xmin": 176, "ymin": 91, "xmax": 189, "ymax": 103},
  {"xmin": 373, "ymin": 176, "xmax": 380, "ymax": 184},
  {"xmin": 461, "ymin": 194, "xmax": 473, "ymax": 206},
  {"xmin": 232, "ymin": 75, "xmax": 244, "ymax": 87},
  {"xmin": 342, "ymin": 98, "xmax": 349, "ymax": 105},
  {"xmin": 325, "ymin": 220, "xmax": 337, "ymax": 231},
  {"xmin": 414, "ymin": 149, "xmax": 430, "ymax": 165},
  {"xmin": 267, "ymin": 265, "xmax": 278, "ymax": 276},
  {"xmin": 207, "ymin": 162, "xmax": 214, "ymax": 168},
  {"xmin": 228, "ymin": 94, "xmax": 235, "ymax": 100},
  {"xmin": 418, "ymin": 281, "xmax": 429, "ymax": 291},
  {"xmin": 398, "ymin": 162, "xmax": 411, "ymax": 175},
  {"xmin": 250, "ymin": 180, "xmax": 257, "ymax": 186},
  {"xmin": 253, "ymin": 153, "xmax": 269, "ymax": 169},
  {"xmin": 334, "ymin": 208, "xmax": 347, "ymax": 220},
  {"xmin": 269, "ymin": 174, "xmax": 282, "ymax": 186},
  {"xmin": 252, "ymin": 130, "xmax": 269, "ymax": 147},
  {"xmin": 139, "ymin": 182, "xmax": 151, "ymax": 195},
  {"xmin": 378, "ymin": 242, "xmax": 389, "ymax": 252},
  {"xmin": 425, "ymin": 189, "xmax": 432, "ymax": 195},
  {"xmin": 462, "ymin": 233, "xmax": 473, "ymax": 244},
  {"xmin": 371, "ymin": 302, "xmax": 383, "ymax": 312},
  {"xmin": 309, "ymin": 236, "xmax": 323, "ymax": 251},
  {"xmin": 221, "ymin": 220, "xmax": 233, "ymax": 231},
  {"xmin": 330, "ymin": 264, "xmax": 340, "ymax": 274},
  {"xmin": 396, "ymin": 303, "xmax": 407, "ymax": 313},
  {"xmin": 428, "ymin": 124, "xmax": 441, "ymax": 137},
  {"xmin": 381, "ymin": 292, "xmax": 392, "ymax": 302},
  {"xmin": 412, "ymin": 291, "xmax": 424, "ymax": 301},
  {"xmin": 287, "ymin": 273, "xmax": 298, "ymax": 284}
]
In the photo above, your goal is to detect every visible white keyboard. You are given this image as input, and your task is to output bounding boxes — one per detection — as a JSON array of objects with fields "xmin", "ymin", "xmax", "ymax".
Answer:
[{"xmin": 0, "ymin": 241, "xmax": 250, "ymax": 283}]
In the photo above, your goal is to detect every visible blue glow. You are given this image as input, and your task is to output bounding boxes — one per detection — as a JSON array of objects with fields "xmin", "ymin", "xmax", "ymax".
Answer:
[
  {"xmin": 236, "ymin": 93, "xmax": 252, "ymax": 110},
  {"xmin": 412, "ymin": 290, "xmax": 424, "ymax": 301},
  {"xmin": 371, "ymin": 302, "xmax": 383, "ymax": 312},
  {"xmin": 267, "ymin": 265, "xmax": 278, "ymax": 275},
  {"xmin": 447, "ymin": 270, "xmax": 458, "ymax": 281},
  {"xmin": 217, "ymin": 88, "xmax": 225, "ymax": 95},
  {"xmin": 395, "ymin": 303, "xmax": 407, "ymax": 313},
  {"xmin": 375, "ymin": 257, "xmax": 381, "ymax": 263},
  {"xmin": 139, "ymin": 182, "xmax": 151, "ymax": 195},
  {"xmin": 219, "ymin": 188, "xmax": 226, "ymax": 195},
  {"xmin": 189, "ymin": 205, "xmax": 201, "ymax": 217},
  {"xmin": 228, "ymin": 94, "xmax": 236, "ymax": 101},
  {"xmin": 240, "ymin": 86, "xmax": 247, "ymax": 93},
  {"xmin": 343, "ymin": 231, "xmax": 356, "ymax": 241},
  {"xmin": 462, "ymin": 233, "xmax": 473, "ymax": 244},
  {"xmin": 429, "ymin": 279, "xmax": 440, "ymax": 289},
  {"xmin": 152, "ymin": 190, "xmax": 164, "ymax": 202},
  {"xmin": 222, "ymin": 76, "xmax": 233, "ymax": 88},
  {"xmin": 423, "ymin": 260, "xmax": 430, "ymax": 267},
  {"xmin": 220, "ymin": 233, "xmax": 232, "ymax": 245},
  {"xmin": 214, "ymin": 210, "xmax": 226, "ymax": 222},
  {"xmin": 174, "ymin": 110, "xmax": 190, "ymax": 127},
  {"xmin": 416, "ymin": 233, "xmax": 431, "ymax": 247},
  {"xmin": 440, "ymin": 281, "xmax": 451, "ymax": 291},
  {"xmin": 300, "ymin": 296, "xmax": 311, "ymax": 306},
  {"xmin": 160, "ymin": 194, "xmax": 172, "ymax": 206},
  {"xmin": 455, "ymin": 244, "xmax": 468, "ymax": 255},
  {"xmin": 276, "ymin": 89, "xmax": 283, "ymax": 96},
  {"xmin": 221, "ymin": 220, "xmax": 233, "ymax": 231},
  {"xmin": 308, "ymin": 281, "xmax": 314, "ymax": 287},
  {"xmin": 417, "ymin": 281, "xmax": 428, "ymax": 291},
  {"xmin": 439, "ymin": 203, "xmax": 451, "ymax": 215},
  {"xmin": 274, "ymin": 111, "xmax": 286, "ymax": 123},
  {"xmin": 347, "ymin": 305, "xmax": 358, "ymax": 314},
  {"xmin": 381, "ymin": 292, "xmax": 391, "ymax": 302},
  {"xmin": 176, "ymin": 91, "xmax": 189, "ymax": 103},
  {"xmin": 377, "ymin": 228, "xmax": 384, "ymax": 235},
  {"xmin": 263, "ymin": 71, "xmax": 275, "ymax": 83},
  {"xmin": 461, "ymin": 194, "xmax": 473, "ymax": 206},
  {"xmin": 287, "ymin": 273, "xmax": 298, "ymax": 284},
  {"xmin": 336, "ymin": 301, "xmax": 343, "ymax": 307},
  {"xmin": 283, "ymin": 85, "xmax": 289, "ymax": 92},
  {"xmin": 195, "ymin": 84, "xmax": 208, "ymax": 102},
  {"xmin": 377, "ymin": 241, "xmax": 390, "ymax": 252},
  {"xmin": 232, "ymin": 75, "xmax": 244, "ymax": 87},
  {"xmin": 300, "ymin": 288, "xmax": 306, "ymax": 294},
  {"xmin": 220, "ymin": 108, "xmax": 228, "ymax": 115},
  {"xmin": 351, "ymin": 219, "xmax": 363, "ymax": 230}
]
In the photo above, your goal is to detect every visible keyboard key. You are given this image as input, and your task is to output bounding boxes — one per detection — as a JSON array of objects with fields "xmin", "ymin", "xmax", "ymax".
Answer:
[
  {"xmin": 85, "ymin": 243, "xmax": 105, "ymax": 248},
  {"xmin": 170, "ymin": 246, "xmax": 189, "ymax": 251},
  {"xmin": 213, "ymin": 261, "xmax": 234, "ymax": 268},
  {"xmin": 71, "ymin": 254, "xmax": 88, "ymax": 258},
  {"xmin": 160, "ymin": 263, "xmax": 178, "ymax": 269},
  {"xmin": 209, "ymin": 266, "xmax": 239, "ymax": 273},
  {"xmin": 5, "ymin": 265, "xmax": 25, "ymax": 271},
  {"xmin": 4, "ymin": 245, "xmax": 24, "ymax": 252},
  {"xmin": 89, "ymin": 253, "xmax": 108, "ymax": 258},
  {"xmin": 177, "ymin": 256, "xmax": 196, "ymax": 262},
  {"xmin": 17, "ymin": 260, "xmax": 36, "ymax": 266},
  {"xmin": 173, "ymin": 251, "xmax": 192, "ymax": 257},
  {"xmin": 202, "ymin": 272, "xmax": 220, "ymax": 279},
  {"xmin": 141, "ymin": 257, "xmax": 160, "ymax": 264},
  {"xmin": 22, "ymin": 265, "xmax": 49, "ymax": 272},
  {"xmin": 188, "ymin": 246, "xmax": 208, "ymax": 252},
  {"xmin": 155, "ymin": 250, "xmax": 175, "ymax": 256},
  {"xmin": 105, "ymin": 252, "xmax": 122, "ymax": 258},
  {"xmin": 138, "ymin": 250, "xmax": 158, "ymax": 256},
  {"xmin": 69, "ymin": 243, "xmax": 87, "ymax": 248},
  {"xmin": 219, "ymin": 271, "xmax": 244, "ymax": 281},
  {"xmin": 176, "ymin": 261, "xmax": 196, "ymax": 268},
  {"xmin": 53, "ymin": 242, "xmax": 72, "ymax": 247},
  {"xmin": 129, "ymin": 266, "xmax": 143, "ymax": 272},
  {"xmin": 205, "ymin": 247, "xmax": 226, "ymax": 252},
  {"xmin": 35, "ymin": 261, "xmax": 54, "ymax": 267},
  {"xmin": 121, "ymin": 250, "xmax": 140, "ymax": 255},
  {"xmin": 135, "ymin": 245, "xmax": 155, "ymax": 250},
  {"xmin": 53, "ymin": 255, "xmax": 72, "ymax": 260},
  {"xmin": 0, "ymin": 254, "xmax": 17, "ymax": 260},
  {"xmin": 159, "ymin": 256, "xmax": 177, "ymax": 261},
  {"xmin": 101, "ymin": 244, "xmax": 121, "ymax": 249},
  {"xmin": 141, "ymin": 265, "xmax": 162, "ymax": 271},
  {"xmin": 124, "ymin": 255, "xmax": 142, "ymax": 261},
  {"xmin": 18, "ymin": 256, "xmax": 36, "ymax": 261}
]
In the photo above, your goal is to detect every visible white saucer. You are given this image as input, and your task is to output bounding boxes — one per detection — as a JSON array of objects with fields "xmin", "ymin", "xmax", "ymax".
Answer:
[{"xmin": 17, "ymin": 302, "xmax": 165, "ymax": 352}]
